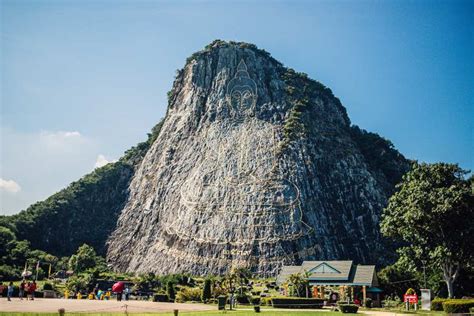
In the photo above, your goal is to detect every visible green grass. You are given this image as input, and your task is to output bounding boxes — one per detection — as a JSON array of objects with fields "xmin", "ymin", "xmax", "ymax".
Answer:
[
  {"xmin": 366, "ymin": 307, "xmax": 445, "ymax": 315},
  {"xmin": 0, "ymin": 311, "xmax": 333, "ymax": 316}
]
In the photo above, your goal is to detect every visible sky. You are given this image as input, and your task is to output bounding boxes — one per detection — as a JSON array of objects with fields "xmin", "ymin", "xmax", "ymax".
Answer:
[{"xmin": 1, "ymin": 0, "xmax": 473, "ymax": 215}]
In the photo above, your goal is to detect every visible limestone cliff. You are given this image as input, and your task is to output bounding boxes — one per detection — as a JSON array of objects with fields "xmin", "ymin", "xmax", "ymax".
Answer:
[{"xmin": 107, "ymin": 40, "xmax": 409, "ymax": 275}]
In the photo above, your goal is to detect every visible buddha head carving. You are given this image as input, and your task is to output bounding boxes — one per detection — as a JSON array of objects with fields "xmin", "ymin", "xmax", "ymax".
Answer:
[{"xmin": 226, "ymin": 60, "xmax": 257, "ymax": 115}]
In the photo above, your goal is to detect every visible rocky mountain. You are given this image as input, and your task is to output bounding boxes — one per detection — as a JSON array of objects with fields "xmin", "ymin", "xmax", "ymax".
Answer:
[{"xmin": 106, "ymin": 40, "xmax": 410, "ymax": 276}]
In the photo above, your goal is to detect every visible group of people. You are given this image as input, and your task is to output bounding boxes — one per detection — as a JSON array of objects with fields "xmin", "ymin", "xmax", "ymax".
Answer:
[
  {"xmin": 0, "ymin": 280, "xmax": 37, "ymax": 301},
  {"xmin": 64, "ymin": 284, "xmax": 132, "ymax": 301}
]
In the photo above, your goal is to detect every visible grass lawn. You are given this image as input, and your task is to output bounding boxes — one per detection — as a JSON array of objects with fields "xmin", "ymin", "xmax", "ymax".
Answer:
[
  {"xmin": 366, "ymin": 307, "xmax": 446, "ymax": 315},
  {"xmin": 0, "ymin": 311, "xmax": 333, "ymax": 316}
]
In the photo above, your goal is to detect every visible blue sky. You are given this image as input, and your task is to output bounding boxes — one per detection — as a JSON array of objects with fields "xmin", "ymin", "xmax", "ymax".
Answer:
[{"xmin": 1, "ymin": 0, "xmax": 473, "ymax": 215}]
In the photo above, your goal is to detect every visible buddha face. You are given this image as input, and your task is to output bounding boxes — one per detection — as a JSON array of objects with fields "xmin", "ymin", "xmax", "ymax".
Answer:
[
  {"xmin": 230, "ymin": 86, "xmax": 257, "ymax": 109},
  {"xmin": 226, "ymin": 60, "xmax": 257, "ymax": 115}
]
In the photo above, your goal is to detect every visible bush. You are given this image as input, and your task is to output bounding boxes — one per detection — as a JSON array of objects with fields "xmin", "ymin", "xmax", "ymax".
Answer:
[
  {"xmin": 251, "ymin": 296, "xmax": 261, "ymax": 305},
  {"xmin": 166, "ymin": 281, "xmax": 175, "ymax": 301},
  {"xmin": 431, "ymin": 298, "xmax": 448, "ymax": 311},
  {"xmin": 365, "ymin": 297, "xmax": 373, "ymax": 308},
  {"xmin": 43, "ymin": 283, "xmax": 53, "ymax": 291},
  {"xmin": 339, "ymin": 304, "xmax": 359, "ymax": 313},
  {"xmin": 175, "ymin": 287, "xmax": 201, "ymax": 303},
  {"xmin": 201, "ymin": 279, "xmax": 211, "ymax": 303},
  {"xmin": 236, "ymin": 293, "xmax": 250, "ymax": 304},
  {"xmin": 271, "ymin": 297, "xmax": 325, "ymax": 309},
  {"xmin": 153, "ymin": 293, "xmax": 169, "ymax": 302},
  {"xmin": 442, "ymin": 299, "xmax": 474, "ymax": 313}
]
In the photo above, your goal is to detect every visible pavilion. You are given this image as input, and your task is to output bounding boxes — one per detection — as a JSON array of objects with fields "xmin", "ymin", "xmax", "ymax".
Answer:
[{"xmin": 276, "ymin": 260, "xmax": 382, "ymax": 306}]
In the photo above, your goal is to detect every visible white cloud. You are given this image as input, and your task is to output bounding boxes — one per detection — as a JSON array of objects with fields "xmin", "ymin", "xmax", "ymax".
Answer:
[
  {"xmin": 94, "ymin": 154, "xmax": 117, "ymax": 168},
  {"xmin": 0, "ymin": 178, "xmax": 21, "ymax": 193},
  {"xmin": 1, "ymin": 127, "xmax": 100, "ymax": 214},
  {"xmin": 39, "ymin": 130, "xmax": 85, "ymax": 149}
]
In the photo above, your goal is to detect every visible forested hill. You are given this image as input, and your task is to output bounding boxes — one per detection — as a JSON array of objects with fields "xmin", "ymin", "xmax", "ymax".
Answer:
[{"xmin": 0, "ymin": 121, "xmax": 163, "ymax": 256}]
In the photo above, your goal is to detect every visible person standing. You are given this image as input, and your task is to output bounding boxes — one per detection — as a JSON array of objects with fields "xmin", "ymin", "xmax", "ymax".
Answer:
[
  {"xmin": 124, "ymin": 286, "xmax": 130, "ymax": 301},
  {"xmin": 116, "ymin": 289, "xmax": 122, "ymax": 302},
  {"xmin": 25, "ymin": 282, "xmax": 31, "ymax": 300},
  {"xmin": 7, "ymin": 282, "xmax": 14, "ymax": 301},
  {"xmin": 19, "ymin": 280, "xmax": 25, "ymax": 300},
  {"xmin": 30, "ymin": 281, "xmax": 37, "ymax": 300}
]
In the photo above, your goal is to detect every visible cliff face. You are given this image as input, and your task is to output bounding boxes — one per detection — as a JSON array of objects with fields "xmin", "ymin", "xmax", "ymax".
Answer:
[{"xmin": 107, "ymin": 41, "xmax": 410, "ymax": 275}]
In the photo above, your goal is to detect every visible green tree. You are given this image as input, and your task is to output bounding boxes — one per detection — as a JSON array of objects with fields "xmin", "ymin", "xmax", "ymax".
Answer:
[
  {"xmin": 68, "ymin": 244, "xmax": 99, "ymax": 273},
  {"xmin": 286, "ymin": 272, "xmax": 310, "ymax": 297},
  {"xmin": 0, "ymin": 226, "xmax": 16, "ymax": 260},
  {"xmin": 381, "ymin": 163, "xmax": 474, "ymax": 298},
  {"xmin": 202, "ymin": 278, "xmax": 212, "ymax": 303}
]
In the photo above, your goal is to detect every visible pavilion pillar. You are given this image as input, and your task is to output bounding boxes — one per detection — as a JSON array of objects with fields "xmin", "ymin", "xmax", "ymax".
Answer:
[
  {"xmin": 321, "ymin": 286, "xmax": 325, "ymax": 299},
  {"xmin": 351, "ymin": 286, "xmax": 354, "ymax": 301},
  {"xmin": 362, "ymin": 285, "xmax": 367, "ymax": 304}
]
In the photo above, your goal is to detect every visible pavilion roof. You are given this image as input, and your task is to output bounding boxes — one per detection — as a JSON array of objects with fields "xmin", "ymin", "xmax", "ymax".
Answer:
[{"xmin": 276, "ymin": 260, "xmax": 377, "ymax": 287}]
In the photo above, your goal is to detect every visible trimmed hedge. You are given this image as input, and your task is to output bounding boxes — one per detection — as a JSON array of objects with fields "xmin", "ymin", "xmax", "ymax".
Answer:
[
  {"xmin": 339, "ymin": 304, "xmax": 359, "ymax": 313},
  {"xmin": 431, "ymin": 298, "xmax": 447, "ymax": 311},
  {"xmin": 271, "ymin": 297, "xmax": 325, "ymax": 309},
  {"xmin": 442, "ymin": 299, "xmax": 474, "ymax": 313},
  {"xmin": 153, "ymin": 293, "xmax": 169, "ymax": 302}
]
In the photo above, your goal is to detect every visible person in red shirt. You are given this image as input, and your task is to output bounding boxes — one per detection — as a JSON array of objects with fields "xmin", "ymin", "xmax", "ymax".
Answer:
[
  {"xmin": 30, "ymin": 281, "xmax": 37, "ymax": 300},
  {"xmin": 25, "ymin": 282, "xmax": 31, "ymax": 300}
]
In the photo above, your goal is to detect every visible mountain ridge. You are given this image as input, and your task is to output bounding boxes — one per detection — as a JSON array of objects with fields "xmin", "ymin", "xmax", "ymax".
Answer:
[{"xmin": 1, "ymin": 41, "xmax": 410, "ymax": 273}]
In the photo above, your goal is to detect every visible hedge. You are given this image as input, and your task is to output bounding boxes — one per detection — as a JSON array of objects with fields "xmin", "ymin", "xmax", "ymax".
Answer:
[
  {"xmin": 153, "ymin": 293, "xmax": 169, "ymax": 302},
  {"xmin": 431, "ymin": 298, "xmax": 447, "ymax": 311},
  {"xmin": 339, "ymin": 304, "xmax": 359, "ymax": 313},
  {"xmin": 251, "ymin": 296, "xmax": 261, "ymax": 305},
  {"xmin": 271, "ymin": 297, "xmax": 325, "ymax": 309},
  {"xmin": 442, "ymin": 299, "xmax": 474, "ymax": 313}
]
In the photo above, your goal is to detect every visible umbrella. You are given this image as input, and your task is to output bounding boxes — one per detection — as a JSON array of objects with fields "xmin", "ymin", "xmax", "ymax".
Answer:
[{"xmin": 112, "ymin": 281, "xmax": 125, "ymax": 292}]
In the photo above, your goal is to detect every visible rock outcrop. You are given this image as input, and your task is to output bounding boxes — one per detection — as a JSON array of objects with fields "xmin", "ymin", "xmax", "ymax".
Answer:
[{"xmin": 107, "ymin": 40, "xmax": 409, "ymax": 275}]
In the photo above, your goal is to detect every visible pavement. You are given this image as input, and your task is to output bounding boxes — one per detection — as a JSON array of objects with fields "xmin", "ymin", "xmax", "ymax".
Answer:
[{"xmin": 0, "ymin": 297, "xmax": 213, "ymax": 313}]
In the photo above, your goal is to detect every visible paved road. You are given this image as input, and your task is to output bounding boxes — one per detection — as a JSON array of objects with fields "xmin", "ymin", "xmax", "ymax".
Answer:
[{"xmin": 0, "ymin": 298, "xmax": 213, "ymax": 313}]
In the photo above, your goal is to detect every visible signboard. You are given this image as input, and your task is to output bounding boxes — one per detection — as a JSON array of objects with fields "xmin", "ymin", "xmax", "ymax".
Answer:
[
  {"xmin": 421, "ymin": 289, "xmax": 431, "ymax": 311},
  {"xmin": 404, "ymin": 294, "xmax": 418, "ymax": 303}
]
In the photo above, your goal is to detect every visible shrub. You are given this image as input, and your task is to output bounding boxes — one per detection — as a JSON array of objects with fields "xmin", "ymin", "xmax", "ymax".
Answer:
[
  {"xmin": 261, "ymin": 297, "xmax": 272, "ymax": 306},
  {"xmin": 166, "ymin": 281, "xmax": 175, "ymax": 301},
  {"xmin": 405, "ymin": 288, "xmax": 415, "ymax": 295},
  {"xmin": 42, "ymin": 283, "xmax": 54, "ymax": 291},
  {"xmin": 236, "ymin": 293, "xmax": 250, "ymax": 304},
  {"xmin": 442, "ymin": 299, "xmax": 474, "ymax": 313},
  {"xmin": 431, "ymin": 298, "xmax": 448, "ymax": 311},
  {"xmin": 153, "ymin": 293, "xmax": 169, "ymax": 302},
  {"xmin": 382, "ymin": 295, "xmax": 401, "ymax": 308},
  {"xmin": 175, "ymin": 287, "xmax": 201, "ymax": 303},
  {"xmin": 271, "ymin": 297, "xmax": 325, "ymax": 309},
  {"xmin": 339, "ymin": 304, "xmax": 359, "ymax": 313},
  {"xmin": 201, "ymin": 279, "xmax": 212, "ymax": 303},
  {"xmin": 365, "ymin": 297, "xmax": 373, "ymax": 308},
  {"xmin": 251, "ymin": 296, "xmax": 261, "ymax": 305}
]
